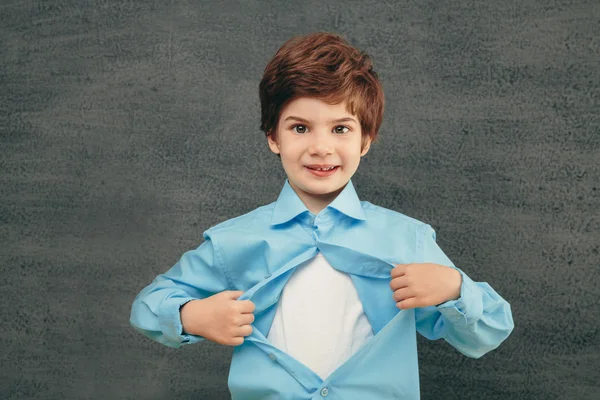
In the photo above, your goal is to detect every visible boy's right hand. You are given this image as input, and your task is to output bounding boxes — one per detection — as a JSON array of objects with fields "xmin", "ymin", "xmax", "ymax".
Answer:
[{"xmin": 180, "ymin": 291, "xmax": 255, "ymax": 346}]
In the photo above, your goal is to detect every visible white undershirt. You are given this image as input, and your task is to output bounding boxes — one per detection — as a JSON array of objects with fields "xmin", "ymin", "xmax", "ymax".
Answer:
[{"xmin": 266, "ymin": 253, "xmax": 374, "ymax": 379}]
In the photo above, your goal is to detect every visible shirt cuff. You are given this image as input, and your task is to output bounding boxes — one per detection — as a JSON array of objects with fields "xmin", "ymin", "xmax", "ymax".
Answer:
[
  {"xmin": 158, "ymin": 297, "xmax": 205, "ymax": 347},
  {"xmin": 436, "ymin": 268, "xmax": 483, "ymax": 326}
]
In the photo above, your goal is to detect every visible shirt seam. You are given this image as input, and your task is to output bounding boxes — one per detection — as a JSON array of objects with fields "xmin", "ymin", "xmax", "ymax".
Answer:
[
  {"xmin": 416, "ymin": 223, "xmax": 427, "ymax": 260},
  {"xmin": 209, "ymin": 233, "xmax": 235, "ymax": 290}
]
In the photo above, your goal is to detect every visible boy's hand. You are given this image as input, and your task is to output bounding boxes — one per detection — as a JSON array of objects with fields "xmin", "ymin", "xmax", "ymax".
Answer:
[
  {"xmin": 390, "ymin": 263, "xmax": 462, "ymax": 310},
  {"xmin": 180, "ymin": 291, "xmax": 255, "ymax": 346}
]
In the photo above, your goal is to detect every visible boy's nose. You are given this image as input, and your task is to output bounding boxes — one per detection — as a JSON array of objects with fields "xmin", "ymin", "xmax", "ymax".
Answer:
[{"xmin": 308, "ymin": 132, "xmax": 334, "ymax": 156}]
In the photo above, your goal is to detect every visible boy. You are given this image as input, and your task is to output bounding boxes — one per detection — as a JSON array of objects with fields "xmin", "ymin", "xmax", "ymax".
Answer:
[{"xmin": 130, "ymin": 32, "xmax": 514, "ymax": 399}]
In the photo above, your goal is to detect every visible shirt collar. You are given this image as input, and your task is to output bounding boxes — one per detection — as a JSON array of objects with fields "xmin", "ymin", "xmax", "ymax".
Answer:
[{"xmin": 270, "ymin": 179, "xmax": 366, "ymax": 226}]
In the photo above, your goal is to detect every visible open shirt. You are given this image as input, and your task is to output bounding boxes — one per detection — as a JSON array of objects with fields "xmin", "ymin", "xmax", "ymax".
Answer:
[{"xmin": 130, "ymin": 179, "xmax": 514, "ymax": 399}]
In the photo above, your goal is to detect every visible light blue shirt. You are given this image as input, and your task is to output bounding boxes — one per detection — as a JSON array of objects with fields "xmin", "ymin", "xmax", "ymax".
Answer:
[{"xmin": 130, "ymin": 179, "xmax": 514, "ymax": 399}]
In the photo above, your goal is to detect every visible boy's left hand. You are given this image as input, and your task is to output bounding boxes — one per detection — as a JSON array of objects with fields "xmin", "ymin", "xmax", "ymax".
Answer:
[{"xmin": 390, "ymin": 263, "xmax": 462, "ymax": 310}]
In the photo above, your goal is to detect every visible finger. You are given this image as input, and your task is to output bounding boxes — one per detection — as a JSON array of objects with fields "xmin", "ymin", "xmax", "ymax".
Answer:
[
  {"xmin": 238, "ymin": 300, "xmax": 256, "ymax": 314},
  {"xmin": 229, "ymin": 337, "xmax": 244, "ymax": 346},
  {"xmin": 391, "ymin": 264, "xmax": 407, "ymax": 278},
  {"xmin": 227, "ymin": 290, "xmax": 245, "ymax": 300},
  {"xmin": 397, "ymin": 297, "xmax": 419, "ymax": 310},
  {"xmin": 238, "ymin": 313, "xmax": 255, "ymax": 326},
  {"xmin": 392, "ymin": 287, "xmax": 413, "ymax": 302},
  {"xmin": 235, "ymin": 324, "xmax": 253, "ymax": 337},
  {"xmin": 389, "ymin": 276, "xmax": 409, "ymax": 291}
]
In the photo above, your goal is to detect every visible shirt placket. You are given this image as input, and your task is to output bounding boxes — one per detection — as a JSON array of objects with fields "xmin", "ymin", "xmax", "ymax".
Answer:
[{"xmin": 237, "ymin": 245, "xmax": 326, "ymax": 393}]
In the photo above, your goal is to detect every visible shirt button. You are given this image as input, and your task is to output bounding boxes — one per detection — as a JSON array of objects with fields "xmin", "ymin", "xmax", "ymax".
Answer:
[
  {"xmin": 264, "ymin": 273, "xmax": 271, "ymax": 279},
  {"xmin": 268, "ymin": 353, "xmax": 276, "ymax": 361},
  {"xmin": 320, "ymin": 387, "xmax": 329, "ymax": 397}
]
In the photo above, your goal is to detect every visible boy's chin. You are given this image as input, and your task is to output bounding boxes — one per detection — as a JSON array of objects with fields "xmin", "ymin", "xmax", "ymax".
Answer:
[{"xmin": 301, "ymin": 182, "xmax": 347, "ymax": 196}]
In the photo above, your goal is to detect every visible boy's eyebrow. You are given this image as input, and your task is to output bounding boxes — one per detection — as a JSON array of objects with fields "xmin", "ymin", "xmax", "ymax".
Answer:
[{"xmin": 284, "ymin": 116, "xmax": 358, "ymax": 124}]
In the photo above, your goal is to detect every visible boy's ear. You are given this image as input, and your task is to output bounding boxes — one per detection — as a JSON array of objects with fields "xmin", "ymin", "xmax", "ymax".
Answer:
[
  {"xmin": 360, "ymin": 136, "xmax": 372, "ymax": 157},
  {"xmin": 267, "ymin": 132, "xmax": 280, "ymax": 155}
]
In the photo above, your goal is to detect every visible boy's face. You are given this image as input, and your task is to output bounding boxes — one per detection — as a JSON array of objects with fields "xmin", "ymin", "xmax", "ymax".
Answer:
[{"xmin": 267, "ymin": 96, "xmax": 371, "ymax": 213}]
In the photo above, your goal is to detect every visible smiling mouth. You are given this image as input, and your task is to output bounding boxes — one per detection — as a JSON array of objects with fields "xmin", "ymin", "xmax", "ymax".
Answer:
[{"xmin": 306, "ymin": 166, "xmax": 339, "ymax": 171}]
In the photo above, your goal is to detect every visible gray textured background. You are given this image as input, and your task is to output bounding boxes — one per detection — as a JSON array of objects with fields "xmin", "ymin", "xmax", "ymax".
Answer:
[{"xmin": 1, "ymin": 1, "xmax": 599, "ymax": 399}]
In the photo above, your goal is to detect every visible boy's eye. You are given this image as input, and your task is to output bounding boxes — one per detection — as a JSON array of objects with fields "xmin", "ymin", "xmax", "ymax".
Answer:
[
  {"xmin": 292, "ymin": 124, "xmax": 307, "ymax": 134},
  {"xmin": 334, "ymin": 126, "xmax": 350, "ymax": 134},
  {"xmin": 290, "ymin": 125, "xmax": 350, "ymax": 134}
]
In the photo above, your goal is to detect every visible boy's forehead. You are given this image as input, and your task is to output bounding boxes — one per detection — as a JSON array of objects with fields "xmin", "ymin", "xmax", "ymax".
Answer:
[{"xmin": 280, "ymin": 96, "xmax": 357, "ymax": 122}]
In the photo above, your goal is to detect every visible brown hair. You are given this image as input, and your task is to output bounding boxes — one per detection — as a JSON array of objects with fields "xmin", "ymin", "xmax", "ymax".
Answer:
[{"xmin": 258, "ymin": 32, "xmax": 385, "ymax": 149}]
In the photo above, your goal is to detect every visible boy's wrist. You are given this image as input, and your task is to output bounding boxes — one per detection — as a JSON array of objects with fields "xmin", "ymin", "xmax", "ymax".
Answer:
[
  {"xmin": 448, "ymin": 268, "xmax": 463, "ymax": 301},
  {"xmin": 180, "ymin": 299, "xmax": 203, "ymax": 335}
]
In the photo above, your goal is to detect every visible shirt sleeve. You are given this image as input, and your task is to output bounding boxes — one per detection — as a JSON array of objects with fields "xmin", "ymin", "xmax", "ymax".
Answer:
[
  {"xmin": 129, "ymin": 231, "xmax": 230, "ymax": 348},
  {"xmin": 414, "ymin": 224, "xmax": 514, "ymax": 358}
]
